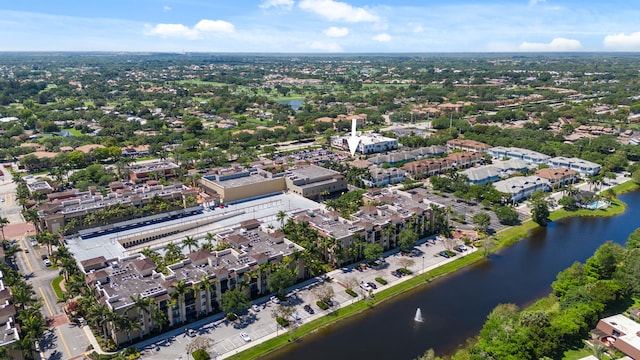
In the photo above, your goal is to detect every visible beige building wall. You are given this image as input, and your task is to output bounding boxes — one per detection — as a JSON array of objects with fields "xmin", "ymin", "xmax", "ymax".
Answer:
[{"xmin": 212, "ymin": 178, "xmax": 286, "ymax": 203}]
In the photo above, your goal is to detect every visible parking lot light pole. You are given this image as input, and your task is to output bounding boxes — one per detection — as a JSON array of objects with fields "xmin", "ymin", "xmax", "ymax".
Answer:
[{"xmin": 422, "ymin": 256, "xmax": 425, "ymax": 274}]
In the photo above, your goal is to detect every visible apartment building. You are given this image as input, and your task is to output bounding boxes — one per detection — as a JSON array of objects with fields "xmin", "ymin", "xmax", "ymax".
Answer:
[
  {"xmin": 493, "ymin": 176, "xmax": 551, "ymax": 202},
  {"xmin": 82, "ymin": 222, "xmax": 304, "ymax": 346},
  {"xmin": 547, "ymin": 156, "xmax": 601, "ymax": 176}
]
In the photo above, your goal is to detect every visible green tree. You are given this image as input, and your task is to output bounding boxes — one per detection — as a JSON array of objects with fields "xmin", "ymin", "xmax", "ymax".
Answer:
[
  {"xmin": 220, "ymin": 288, "xmax": 250, "ymax": 316},
  {"xmin": 531, "ymin": 197, "xmax": 550, "ymax": 226},
  {"xmin": 472, "ymin": 212, "xmax": 491, "ymax": 233},
  {"xmin": 494, "ymin": 206, "xmax": 519, "ymax": 225},
  {"xmin": 268, "ymin": 266, "xmax": 296, "ymax": 297},
  {"xmin": 363, "ymin": 242, "xmax": 383, "ymax": 262},
  {"xmin": 626, "ymin": 227, "xmax": 640, "ymax": 249},
  {"xmin": 0, "ymin": 217, "xmax": 8, "ymax": 241},
  {"xmin": 398, "ymin": 229, "xmax": 418, "ymax": 251}
]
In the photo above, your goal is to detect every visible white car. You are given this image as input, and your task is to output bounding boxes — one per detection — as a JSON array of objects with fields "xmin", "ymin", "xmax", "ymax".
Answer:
[
  {"xmin": 240, "ymin": 332, "xmax": 251, "ymax": 342},
  {"xmin": 270, "ymin": 296, "xmax": 280, "ymax": 304},
  {"xmin": 360, "ymin": 283, "xmax": 373, "ymax": 292},
  {"xmin": 292, "ymin": 312, "xmax": 302, "ymax": 322},
  {"xmin": 252, "ymin": 304, "xmax": 260, "ymax": 312}
]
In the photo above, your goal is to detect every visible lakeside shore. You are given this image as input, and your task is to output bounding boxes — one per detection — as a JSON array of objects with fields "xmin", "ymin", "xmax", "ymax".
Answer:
[{"xmin": 227, "ymin": 181, "xmax": 638, "ymax": 360}]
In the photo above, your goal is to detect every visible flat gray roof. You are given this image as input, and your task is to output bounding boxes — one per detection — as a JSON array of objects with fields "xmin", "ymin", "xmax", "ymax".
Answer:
[{"xmin": 66, "ymin": 193, "xmax": 320, "ymax": 263}]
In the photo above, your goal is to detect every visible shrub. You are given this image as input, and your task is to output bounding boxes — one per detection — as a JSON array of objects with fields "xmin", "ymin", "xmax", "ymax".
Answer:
[
  {"xmin": 399, "ymin": 268, "xmax": 412, "ymax": 275},
  {"xmin": 225, "ymin": 313, "xmax": 238, "ymax": 321},
  {"xmin": 276, "ymin": 317, "xmax": 290, "ymax": 327},
  {"xmin": 316, "ymin": 301, "xmax": 329, "ymax": 310},
  {"xmin": 345, "ymin": 289, "xmax": 358, "ymax": 297},
  {"xmin": 375, "ymin": 277, "xmax": 387, "ymax": 285},
  {"xmin": 192, "ymin": 349, "xmax": 211, "ymax": 360}
]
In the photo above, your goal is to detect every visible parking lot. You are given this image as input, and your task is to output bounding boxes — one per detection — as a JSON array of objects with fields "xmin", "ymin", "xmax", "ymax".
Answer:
[
  {"xmin": 135, "ymin": 236, "xmax": 475, "ymax": 360},
  {"xmin": 409, "ymin": 187, "xmax": 525, "ymax": 233}
]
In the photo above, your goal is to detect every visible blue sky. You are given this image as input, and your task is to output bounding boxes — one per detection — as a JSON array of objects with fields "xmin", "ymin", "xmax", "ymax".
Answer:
[{"xmin": 1, "ymin": 0, "xmax": 640, "ymax": 52}]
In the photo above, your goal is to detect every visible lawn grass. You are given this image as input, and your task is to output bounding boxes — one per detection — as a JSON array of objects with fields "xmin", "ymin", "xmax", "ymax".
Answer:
[
  {"xmin": 51, "ymin": 275, "xmax": 65, "ymax": 300},
  {"xmin": 562, "ymin": 346, "xmax": 592, "ymax": 360},
  {"xmin": 65, "ymin": 128, "xmax": 83, "ymax": 136}
]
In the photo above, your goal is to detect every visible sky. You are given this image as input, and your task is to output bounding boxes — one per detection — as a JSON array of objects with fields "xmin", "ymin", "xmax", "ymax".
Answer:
[{"xmin": 1, "ymin": 0, "xmax": 640, "ymax": 53}]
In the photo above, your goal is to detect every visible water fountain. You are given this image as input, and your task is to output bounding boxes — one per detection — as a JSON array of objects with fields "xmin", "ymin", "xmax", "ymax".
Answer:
[{"xmin": 414, "ymin": 308, "xmax": 424, "ymax": 322}]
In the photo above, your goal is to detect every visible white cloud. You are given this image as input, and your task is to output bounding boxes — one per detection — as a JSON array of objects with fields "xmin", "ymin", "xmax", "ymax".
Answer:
[
  {"xmin": 603, "ymin": 32, "xmax": 640, "ymax": 50},
  {"xmin": 162, "ymin": 6, "xmax": 171, "ymax": 12},
  {"xmin": 299, "ymin": 0, "xmax": 379, "ymax": 23},
  {"xmin": 194, "ymin": 19, "xmax": 235, "ymax": 33},
  {"xmin": 308, "ymin": 41, "xmax": 343, "ymax": 52},
  {"xmin": 372, "ymin": 33, "xmax": 391, "ymax": 42},
  {"xmin": 519, "ymin": 37, "xmax": 582, "ymax": 51},
  {"xmin": 529, "ymin": 0, "xmax": 546, "ymax": 5},
  {"xmin": 324, "ymin": 26, "xmax": 349, "ymax": 37},
  {"xmin": 145, "ymin": 23, "xmax": 199, "ymax": 39},
  {"xmin": 259, "ymin": 0, "xmax": 294, "ymax": 10},
  {"xmin": 146, "ymin": 19, "xmax": 234, "ymax": 40}
]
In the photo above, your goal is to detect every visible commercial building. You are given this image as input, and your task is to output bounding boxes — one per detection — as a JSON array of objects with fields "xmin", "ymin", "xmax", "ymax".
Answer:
[
  {"xmin": 37, "ymin": 183, "xmax": 198, "ymax": 233},
  {"xmin": 331, "ymin": 132, "xmax": 399, "ymax": 155},
  {"xmin": 285, "ymin": 165, "xmax": 347, "ymax": 200},
  {"xmin": 129, "ymin": 161, "xmax": 180, "ymax": 184},
  {"xmin": 26, "ymin": 180, "xmax": 53, "ymax": 196},
  {"xmin": 493, "ymin": 176, "xmax": 551, "ymax": 202},
  {"xmin": 199, "ymin": 169, "xmax": 287, "ymax": 204}
]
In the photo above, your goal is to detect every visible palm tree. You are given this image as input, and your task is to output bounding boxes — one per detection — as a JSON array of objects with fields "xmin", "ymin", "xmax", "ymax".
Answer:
[
  {"xmin": 170, "ymin": 280, "xmax": 189, "ymax": 324},
  {"xmin": 164, "ymin": 242, "xmax": 183, "ymax": 264},
  {"xmin": 22, "ymin": 208, "xmax": 41, "ymax": 234},
  {"xmin": 0, "ymin": 216, "xmax": 8, "ymax": 242},
  {"xmin": 128, "ymin": 294, "xmax": 152, "ymax": 339},
  {"xmin": 182, "ymin": 236, "xmax": 197, "ymax": 254},
  {"xmin": 276, "ymin": 210, "xmax": 287, "ymax": 229}
]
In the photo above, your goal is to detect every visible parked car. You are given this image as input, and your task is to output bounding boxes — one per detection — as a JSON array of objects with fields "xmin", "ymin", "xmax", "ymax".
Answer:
[
  {"xmin": 185, "ymin": 328, "xmax": 197, "ymax": 337},
  {"xmin": 270, "ymin": 296, "xmax": 280, "ymax": 304},
  {"xmin": 391, "ymin": 270, "xmax": 402, "ymax": 278},
  {"xmin": 240, "ymin": 332, "xmax": 251, "ymax": 342},
  {"xmin": 292, "ymin": 312, "xmax": 301, "ymax": 322},
  {"xmin": 367, "ymin": 282, "xmax": 377, "ymax": 290},
  {"xmin": 43, "ymin": 258, "xmax": 51, "ymax": 267},
  {"xmin": 455, "ymin": 245, "xmax": 468, "ymax": 252},
  {"xmin": 303, "ymin": 304, "xmax": 315, "ymax": 314},
  {"xmin": 325, "ymin": 299, "xmax": 334, "ymax": 307},
  {"xmin": 252, "ymin": 304, "xmax": 260, "ymax": 312},
  {"xmin": 360, "ymin": 282, "xmax": 373, "ymax": 292},
  {"xmin": 439, "ymin": 251, "xmax": 450, "ymax": 258}
]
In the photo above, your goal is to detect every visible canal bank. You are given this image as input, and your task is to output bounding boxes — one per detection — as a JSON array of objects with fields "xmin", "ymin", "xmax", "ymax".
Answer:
[{"xmin": 238, "ymin": 184, "xmax": 640, "ymax": 360}]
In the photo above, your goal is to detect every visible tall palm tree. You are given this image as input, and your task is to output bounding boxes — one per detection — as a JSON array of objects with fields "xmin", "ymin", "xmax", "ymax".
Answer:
[
  {"xmin": 170, "ymin": 280, "xmax": 189, "ymax": 324},
  {"xmin": 128, "ymin": 294, "xmax": 153, "ymax": 339},
  {"xmin": 182, "ymin": 236, "xmax": 197, "ymax": 254},
  {"xmin": 22, "ymin": 208, "xmax": 41, "ymax": 234},
  {"xmin": 164, "ymin": 242, "xmax": 183, "ymax": 264},
  {"xmin": 0, "ymin": 216, "xmax": 8, "ymax": 242},
  {"xmin": 276, "ymin": 210, "xmax": 287, "ymax": 229}
]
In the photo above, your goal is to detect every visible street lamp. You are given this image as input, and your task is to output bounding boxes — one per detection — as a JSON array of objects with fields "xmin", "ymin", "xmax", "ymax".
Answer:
[{"xmin": 422, "ymin": 256, "xmax": 425, "ymax": 274}]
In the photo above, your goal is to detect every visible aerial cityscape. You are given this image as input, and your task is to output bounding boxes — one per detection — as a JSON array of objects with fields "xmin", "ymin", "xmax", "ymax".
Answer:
[{"xmin": 1, "ymin": 2, "xmax": 640, "ymax": 360}]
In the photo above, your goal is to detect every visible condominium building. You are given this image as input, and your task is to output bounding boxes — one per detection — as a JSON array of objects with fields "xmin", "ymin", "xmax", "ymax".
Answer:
[
  {"xmin": 446, "ymin": 139, "xmax": 492, "ymax": 153},
  {"xmin": 493, "ymin": 176, "xmax": 551, "ymax": 202},
  {"xmin": 535, "ymin": 167, "xmax": 579, "ymax": 188},
  {"xmin": 82, "ymin": 221, "xmax": 304, "ymax": 347},
  {"xmin": 547, "ymin": 156, "xmax": 601, "ymax": 176},
  {"xmin": 290, "ymin": 188, "xmax": 438, "ymax": 265},
  {"xmin": 487, "ymin": 146, "xmax": 551, "ymax": 165}
]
